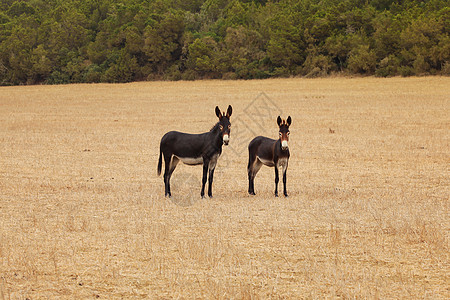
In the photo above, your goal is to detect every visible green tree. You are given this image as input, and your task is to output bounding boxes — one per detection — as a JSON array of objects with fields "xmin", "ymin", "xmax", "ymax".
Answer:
[
  {"xmin": 185, "ymin": 36, "xmax": 223, "ymax": 78},
  {"xmin": 103, "ymin": 49, "xmax": 139, "ymax": 83},
  {"xmin": 223, "ymin": 26, "xmax": 268, "ymax": 78},
  {"xmin": 143, "ymin": 12, "xmax": 185, "ymax": 75}
]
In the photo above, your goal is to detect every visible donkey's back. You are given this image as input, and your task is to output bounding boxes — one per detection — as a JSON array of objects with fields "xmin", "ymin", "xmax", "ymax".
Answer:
[
  {"xmin": 249, "ymin": 136, "xmax": 277, "ymax": 155},
  {"xmin": 160, "ymin": 131, "xmax": 208, "ymax": 157}
]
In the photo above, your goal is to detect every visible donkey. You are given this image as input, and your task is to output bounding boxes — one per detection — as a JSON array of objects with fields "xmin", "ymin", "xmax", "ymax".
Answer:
[
  {"xmin": 248, "ymin": 116, "xmax": 291, "ymax": 197},
  {"xmin": 157, "ymin": 105, "xmax": 232, "ymax": 198}
]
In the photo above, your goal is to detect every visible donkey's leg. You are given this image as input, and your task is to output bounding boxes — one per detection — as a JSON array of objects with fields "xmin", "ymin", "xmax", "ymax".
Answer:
[
  {"xmin": 282, "ymin": 162, "xmax": 288, "ymax": 197},
  {"xmin": 207, "ymin": 155, "xmax": 219, "ymax": 198},
  {"xmin": 274, "ymin": 166, "xmax": 279, "ymax": 197},
  {"xmin": 249, "ymin": 160, "xmax": 262, "ymax": 195},
  {"xmin": 248, "ymin": 171, "xmax": 255, "ymax": 195},
  {"xmin": 248, "ymin": 153, "xmax": 256, "ymax": 195},
  {"xmin": 200, "ymin": 160, "xmax": 209, "ymax": 198},
  {"xmin": 207, "ymin": 168, "xmax": 215, "ymax": 198},
  {"xmin": 163, "ymin": 153, "xmax": 173, "ymax": 197},
  {"xmin": 167, "ymin": 156, "xmax": 179, "ymax": 196}
]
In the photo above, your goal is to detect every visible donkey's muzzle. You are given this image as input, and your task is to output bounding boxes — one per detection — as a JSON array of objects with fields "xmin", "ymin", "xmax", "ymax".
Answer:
[
  {"xmin": 223, "ymin": 134, "xmax": 229, "ymax": 145},
  {"xmin": 281, "ymin": 140, "xmax": 288, "ymax": 150}
]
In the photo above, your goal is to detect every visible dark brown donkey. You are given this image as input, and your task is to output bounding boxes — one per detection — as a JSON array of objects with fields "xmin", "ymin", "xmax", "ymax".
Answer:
[
  {"xmin": 248, "ymin": 116, "xmax": 291, "ymax": 197},
  {"xmin": 158, "ymin": 105, "xmax": 232, "ymax": 198}
]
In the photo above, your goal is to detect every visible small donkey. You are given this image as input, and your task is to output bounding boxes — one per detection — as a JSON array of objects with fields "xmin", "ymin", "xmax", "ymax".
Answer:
[{"xmin": 248, "ymin": 116, "xmax": 291, "ymax": 197}]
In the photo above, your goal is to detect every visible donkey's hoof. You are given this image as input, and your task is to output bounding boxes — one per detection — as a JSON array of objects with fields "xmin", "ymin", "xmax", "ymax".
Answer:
[
  {"xmin": 248, "ymin": 191, "xmax": 256, "ymax": 195},
  {"xmin": 284, "ymin": 193, "xmax": 289, "ymax": 197},
  {"xmin": 274, "ymin": 193, "xmax": 279, "ymax": 197}
]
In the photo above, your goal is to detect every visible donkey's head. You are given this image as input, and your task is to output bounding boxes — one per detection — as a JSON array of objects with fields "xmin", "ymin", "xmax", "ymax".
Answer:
[
  {"xmin": 277, "ymin": 116, "xmax": 291, "ymax": 150},
  {"xmin": 215, "ymin": 105, "xmax": 233, "ymax": 145}
]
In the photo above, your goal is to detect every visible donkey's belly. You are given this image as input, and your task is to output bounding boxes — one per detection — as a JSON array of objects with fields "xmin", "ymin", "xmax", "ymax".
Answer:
[
  {"xmin": 257, "ymin": 156, "xmax": 275, "ymax": 167},
  {"xmin": 176, "ymin": 156, "xmax": 203, "ymax": 165}
]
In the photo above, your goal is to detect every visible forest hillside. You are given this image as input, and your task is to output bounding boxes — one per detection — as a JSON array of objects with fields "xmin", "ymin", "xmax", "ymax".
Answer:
[{"xmin": 0, "ymin": 0, "xmax": 448, "ymax": 84}]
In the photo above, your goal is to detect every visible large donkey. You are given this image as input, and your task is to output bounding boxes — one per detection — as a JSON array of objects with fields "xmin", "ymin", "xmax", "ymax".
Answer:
[
  {"xmin": 248, "ymin": 116, "xmax": 291, "ymax": 197},
  {"xmin": 157, "ymin": 105, "xmax": 232, "ymax": 198}
]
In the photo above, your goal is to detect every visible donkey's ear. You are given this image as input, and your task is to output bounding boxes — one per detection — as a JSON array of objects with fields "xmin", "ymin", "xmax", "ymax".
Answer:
[
  {"xmin": 277, "ymin": 116, "xmax": 282, "ymax": 127},
  {"xmin": 215, "ymin": 106, "xmax": 222, "ymax": 119},
  {"xmin": 226, "ymin": 105, "xmax": 232, "ymax": 118},
  {"xmin": 287, "ymin": 116, "xmax": 292, "ymax": 126}
]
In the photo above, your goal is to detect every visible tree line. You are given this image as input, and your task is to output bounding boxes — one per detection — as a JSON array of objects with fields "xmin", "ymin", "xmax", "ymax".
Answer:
[{"xmin": 0, "ymin": 0, "xmax": 448, "ymax": 85}]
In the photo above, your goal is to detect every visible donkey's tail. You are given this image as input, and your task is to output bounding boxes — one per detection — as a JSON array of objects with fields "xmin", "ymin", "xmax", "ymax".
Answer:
[{"xmin": 157, "ymin": 148, "xmax": 162, "ymax": 176}]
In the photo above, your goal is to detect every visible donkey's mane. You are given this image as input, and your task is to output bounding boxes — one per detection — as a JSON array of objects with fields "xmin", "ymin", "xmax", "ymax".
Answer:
[{"xmin": 209, "ymin": 122, "xmax": 220, "ymax": 132}]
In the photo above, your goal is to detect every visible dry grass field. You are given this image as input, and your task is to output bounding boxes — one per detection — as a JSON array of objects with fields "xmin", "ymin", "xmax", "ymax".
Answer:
[{"xmin": 0, "ymin": 77, "xmax": 449, "ymax": 299}]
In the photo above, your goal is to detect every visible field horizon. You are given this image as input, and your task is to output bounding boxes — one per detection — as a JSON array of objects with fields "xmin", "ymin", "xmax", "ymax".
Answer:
[{"xmin": 0, "ymin": 77, "xmax": 449, "ymax": 298}]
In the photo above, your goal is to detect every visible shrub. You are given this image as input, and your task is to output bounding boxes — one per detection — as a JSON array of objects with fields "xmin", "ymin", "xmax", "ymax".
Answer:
[
  {"xmin": 441, "ymin": 61, "xmax": 450, "ymax": 76},
  {"xmin": 348, "ymin": 45, "xmax": 377, "ymax": 74},
  {"xmin": 375, "ymin": 55, "xmax": 399, "ymax": 77},
  {"xmin": 398, "ymin": 66, "xmax": 414, "ymax": 77},
  {"xmin": 47, "ymin": 70, "xmax": 70, "ymax": 85},
  {"xmin": 413, "ymin": 54, "xmax": 429, "ymax": 75},
  {"xmin": 84, "ymin": 64, "xmax": 102, "ymax": 83},
  {"xmin": 302, "ymin": 54, "xmax": 332, "ymax": 77},
  {"xmin": 164, "ymin": 65, "xmax": 182, "ymax": 81}
]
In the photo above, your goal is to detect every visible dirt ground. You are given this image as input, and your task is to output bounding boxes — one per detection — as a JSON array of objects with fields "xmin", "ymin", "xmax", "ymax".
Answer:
[{"xmin": 0, "ymin": 77, "xmax": 449, "ymax": 298}]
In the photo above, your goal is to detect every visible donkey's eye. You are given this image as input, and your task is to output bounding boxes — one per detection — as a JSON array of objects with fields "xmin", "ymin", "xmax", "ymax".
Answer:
[
  {"xmin": 279, "ymin": 132, "xmax": 282, "ymax": 136},
  {"xmin": 287, "ymin": 132, "xmax": 290, "ymax": 136},
  {"xmin": 219, "ymin": 125, "xmax": 223, "ymax": 130},
  {"xmin": 228, "ymin": 125, "xmax": 231, "ymax": 129}
]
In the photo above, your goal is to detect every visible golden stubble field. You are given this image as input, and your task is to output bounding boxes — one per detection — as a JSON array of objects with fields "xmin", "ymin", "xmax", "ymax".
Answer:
[{"xmin": 0, "ymin": 77, "xmax": 449, "ymax": 299}]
